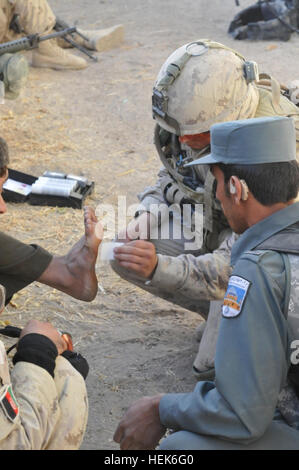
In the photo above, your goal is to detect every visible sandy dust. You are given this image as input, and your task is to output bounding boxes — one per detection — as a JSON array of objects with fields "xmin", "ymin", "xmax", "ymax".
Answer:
[{"xmin": 0, "ymin": 0, "xmax": 298, "ymax": 450}]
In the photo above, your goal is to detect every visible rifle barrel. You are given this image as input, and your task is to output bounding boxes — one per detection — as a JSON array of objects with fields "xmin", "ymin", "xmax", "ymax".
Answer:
[
  {"xmin": 38, "ymin": 27, "xmax": 77, "ymax": 42},
  {"xmin": 55, "ymin": 18, "xmax": 90, "ymax": 43},
  {"xmin": 0, "ymin": 27, "xmax": 77, "ymax": 55},
  {"xmin": 61, "ymin": 35, "xmax": 98, "ymax": 62}
]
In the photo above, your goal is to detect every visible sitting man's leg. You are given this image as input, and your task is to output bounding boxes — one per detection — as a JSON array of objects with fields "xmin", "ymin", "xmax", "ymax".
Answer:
[
  {"xmin": 159, "ymin": 420, "xmax": 299, "ymax": 450},
  {"xmin": 44, "ymin": 355, "xmax": 88, "ymax": 450},
  {"xmin": 13, "ymin": 0, "xmax": 87, "ymax": 70}
]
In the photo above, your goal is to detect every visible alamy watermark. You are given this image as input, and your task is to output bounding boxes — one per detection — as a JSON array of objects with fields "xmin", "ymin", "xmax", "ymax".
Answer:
[
  {"xmin": 290, "ymin": 340, "xmax": 299, "ymax": 365},
  {"xmin": 94, "ymin": 196, "xmax": 204, "ymax": 251}
]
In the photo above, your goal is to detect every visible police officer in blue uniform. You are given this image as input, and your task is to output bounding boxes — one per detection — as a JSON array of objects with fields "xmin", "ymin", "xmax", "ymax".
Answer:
[{"xmin": 114, "ymin": 116, "xmax": 299, "ymax": 450}]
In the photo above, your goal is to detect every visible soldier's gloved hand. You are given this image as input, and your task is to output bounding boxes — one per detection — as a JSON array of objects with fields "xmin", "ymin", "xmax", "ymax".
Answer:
[
  {"xmin": 117, "ymin": 212, "xmax": 157, "ymax": 242},
  {"xmin": 114, "ymin": 240, "xmax": 158, "ymax": 279}
]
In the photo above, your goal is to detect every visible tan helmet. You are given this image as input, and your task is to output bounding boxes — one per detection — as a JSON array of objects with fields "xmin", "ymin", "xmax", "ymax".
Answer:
[
  {"xmin": 0, "ymin": 53, "xmax": 29, "ymax": 100},
  {"xmin": 152, "ymin": 40, "xmax": 260, "ymax": 136}
]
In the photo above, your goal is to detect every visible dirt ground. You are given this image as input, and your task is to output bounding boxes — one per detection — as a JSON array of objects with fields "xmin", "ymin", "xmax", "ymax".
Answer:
[{"xmin": 0, "ymin": 0, "xmax": 298, "ymax": 451}]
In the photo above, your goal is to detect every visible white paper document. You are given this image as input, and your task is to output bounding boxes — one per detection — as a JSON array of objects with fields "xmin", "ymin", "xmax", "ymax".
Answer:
[
  {"xmin": 3, "ymin": 178, "xmax": 32, "ymax": 196},
  {"xmin": 100, "ymin": 242, "xmax": 124, "ymax": 261}
]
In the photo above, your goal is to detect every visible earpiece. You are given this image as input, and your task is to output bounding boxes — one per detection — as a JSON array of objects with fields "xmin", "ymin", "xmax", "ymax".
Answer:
[{"xmin": 229, "ymin": 178, "xmax": 249, "ymax": 201}]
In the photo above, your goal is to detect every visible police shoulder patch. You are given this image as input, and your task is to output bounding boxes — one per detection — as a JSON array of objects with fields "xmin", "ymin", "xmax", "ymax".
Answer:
[{"xmin": 222, "ymin": 275, "xmax": 251, "ymax": 318}]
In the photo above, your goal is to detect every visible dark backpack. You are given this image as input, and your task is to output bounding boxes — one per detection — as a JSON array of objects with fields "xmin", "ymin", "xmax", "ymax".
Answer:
[{"xmin": 228, "ymin": 0, "xmax": 299, "ymax": 41}]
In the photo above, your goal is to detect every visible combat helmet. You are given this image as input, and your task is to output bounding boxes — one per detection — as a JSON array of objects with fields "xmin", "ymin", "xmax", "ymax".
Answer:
[
  {"xmin": 0, "ymin": 53, "xmax": 29, "ymax": 100},
  {"xmin": 152, "ymin": 40, "xmax": 260, "ymax": 136}
]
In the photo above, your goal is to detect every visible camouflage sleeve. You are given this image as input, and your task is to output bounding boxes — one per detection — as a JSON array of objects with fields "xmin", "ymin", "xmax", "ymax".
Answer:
[
  {"xmin": 150, "ymin": 232, "xmax": 237, "ymax": 301},
  {"xmin": 136, "ymin": 167, "xmax": 170, "ymax": 213},
  {"xmin": 0, "ymin": 356, "xmax": 87, "ymax": 450},
  {"xmin": 0, "ymin": 362, "xmax": 63, "ymax": 450},
  {"xmin": 0, "ymin": 335, "xmax": 61, "ymax": 450}
]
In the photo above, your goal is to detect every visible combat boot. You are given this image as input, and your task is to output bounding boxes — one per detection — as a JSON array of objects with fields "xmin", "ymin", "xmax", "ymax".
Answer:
[
  {"xmin": 58, "ymin": 24, "xmax": 124, "ymax": 52},
  {"xmin": 31, "ymin": 39, "xmax": 87, "ymax": 70},
  {"xmin": 77, "ymin": 24, "xmax": 124, "ymax": 52}
]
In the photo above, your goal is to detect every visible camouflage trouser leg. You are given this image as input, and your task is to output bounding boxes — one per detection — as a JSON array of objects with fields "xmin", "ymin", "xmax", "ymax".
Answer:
[
  {"xmin": 0, "ymin": 355, "xmax": 88, "ymax": 449},
  {"xmin": 110, "ymin": 235, "xmax": 210, "ymax": 318},
  {"xmin": 0, "ymin": 0, "xmax": 14, "ymax": 41},
  {"xmin": 13, "ymin": 0, "xmax": 56, "ymax": 35},
  {"xmin": 45, "ymin": 356, "xmax": 88, "ymax": 450},
  {"xmin": 192, "ymin": 299, "xmax": 222, "ymax": 375},
  {"xmin": 0, "ymin": 0, "xmax": 56, "ymax": 42}
]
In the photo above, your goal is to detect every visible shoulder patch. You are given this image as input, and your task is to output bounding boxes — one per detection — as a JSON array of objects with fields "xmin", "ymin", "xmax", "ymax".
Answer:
[
  {"xmin": 222, "ymin": 275, "xmax": 251, "ymax": 318},
  {"xmin": 0, "ymin": 384, "xmax": 19, "ymax": 422}
]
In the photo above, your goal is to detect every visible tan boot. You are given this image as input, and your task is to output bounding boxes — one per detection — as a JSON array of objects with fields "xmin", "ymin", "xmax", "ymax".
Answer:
[
  {"xmin": 31, "ymin": 39, "xmax": 87, "ymax": 70},
  {"xmin": 76, "ymin": 24, "xmax": 124, "ymax": 52}
]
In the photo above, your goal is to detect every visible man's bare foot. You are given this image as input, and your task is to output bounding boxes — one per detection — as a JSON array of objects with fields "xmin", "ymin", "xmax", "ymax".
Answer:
[
  {"xmin": 62, "ymin": 207, "xmax": 102, "ymax": 300},
  {"xmin": 37, "ymin": 206, "xmax": 102, "ymax": 301}
]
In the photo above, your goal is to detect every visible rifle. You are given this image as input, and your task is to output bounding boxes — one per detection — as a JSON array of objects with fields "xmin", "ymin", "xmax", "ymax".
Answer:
[
  {"xmin": 0, "ymin": 27, "xmax": 98, "ymax": 61},
  {"xmin": 54, "ymin": 18, "xmax": 98, "ymax": 62}
]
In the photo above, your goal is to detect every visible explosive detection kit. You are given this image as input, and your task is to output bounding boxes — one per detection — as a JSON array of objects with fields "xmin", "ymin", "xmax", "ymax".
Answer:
[{"xmin": 3, "ymin": 169, "xmax": 94, "ymax": 209}]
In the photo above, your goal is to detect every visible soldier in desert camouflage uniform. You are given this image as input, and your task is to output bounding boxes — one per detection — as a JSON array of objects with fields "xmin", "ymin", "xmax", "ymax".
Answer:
[
  {"xmin": 111, "ymin": 40, "xmax": 299, "ymax": 379},
  {"xmin": 0, "ymin": 306, "xmax": 88, "ymax": 450},
  {"xmin": 0, "ymin": 0, "xmax": 124, "ymax": 70}
]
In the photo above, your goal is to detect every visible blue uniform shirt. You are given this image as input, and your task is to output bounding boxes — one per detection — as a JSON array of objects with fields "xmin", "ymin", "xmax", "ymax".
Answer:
[{"xmin": 159, "ymin": 202, "xmax": 299, "ymax": 443}]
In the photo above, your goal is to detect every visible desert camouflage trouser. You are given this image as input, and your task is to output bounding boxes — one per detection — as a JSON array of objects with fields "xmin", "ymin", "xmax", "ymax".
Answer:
[
  {"xmin": 0, "ymin": 350, "xmax": 88, "ymax": 450},
  {"xmin": 0, "ymin": 0, "xmax": 55, "ymax": 42}
]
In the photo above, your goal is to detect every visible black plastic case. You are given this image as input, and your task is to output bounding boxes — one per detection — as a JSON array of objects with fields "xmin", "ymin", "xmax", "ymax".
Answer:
[{"xmin": 3, "ymin": 169, "xmax": 94, "ymax": 209}]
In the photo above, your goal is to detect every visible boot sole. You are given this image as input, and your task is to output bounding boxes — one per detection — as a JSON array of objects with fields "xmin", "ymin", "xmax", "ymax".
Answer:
[{"xmin": 31, "ymin": 54, "xmax": 87, "ymax": 70}]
